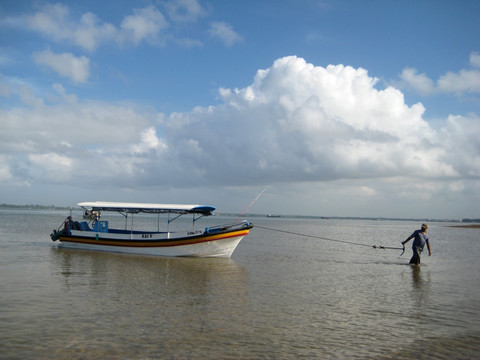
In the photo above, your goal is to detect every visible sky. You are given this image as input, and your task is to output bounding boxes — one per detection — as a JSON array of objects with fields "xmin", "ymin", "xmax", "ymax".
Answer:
[{"xmin": 0, "ymin": 0, "xmax": 479, "ymax": 219}]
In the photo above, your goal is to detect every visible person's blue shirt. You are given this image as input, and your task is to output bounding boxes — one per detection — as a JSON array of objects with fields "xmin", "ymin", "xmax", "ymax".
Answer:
[{"xmin": 410, "ymin": 229, "xmax": 429, "ymax": 250}]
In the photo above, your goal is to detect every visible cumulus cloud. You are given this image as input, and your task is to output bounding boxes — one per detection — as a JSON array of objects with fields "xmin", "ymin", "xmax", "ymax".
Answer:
[
  {"xmin": 0, "ymin": 56, "xmax": 478, "ymax": 208},
  {"xmin": 0, "ymin": 155, "xmax": 13, "ymax": 182},
  {"xmin": 399, "ymin": 51, "xmax": 480, "ymax": 95},
  {"xmin": 18, "ymin": 84, "xmax": 44, "ymax": 107},
  {"xmin": 470, "ymin": 51, "xmax": 480, "ymax": 68},
  {"xmin": 8, "ymin": 2, "xmax": 214, "ymax": 51},
  {"xmin": 28, "ymin": 152, "xmax": 73, "ymax": 181},
  {"xmin": 120, "ymin": 5, "xmax": 168, "ymax": 45},
  {"xmin": 24, "ymin": 3, "xmax": 70, "ymax": 41},
  {"xmin": 167, "ymin": 56, "xmax": 459, "ymax": 186},
  {"xmin": 399, "ymin": 68, "xmax": 435, "ymax": 95},
  {"xmin": 74, "ymin": 12, "xmax": 117, "ymax": 51},
  {"xmin": 164, "ymin": 0, "xmax": 206, "ymax": 23},
  {"xmin": 208, "ymin": 22, "xmax": 243, "ymax": 47},
  {"xmin": 33, "ymin": 50, "xmax": 90, "ymax": 84},
  {"xmin": 23, "ymin": 3, "xmax": 116, "ymax": 52},
  {"xmin": 437, "ymin": 68, "xmax": 480, "ymax": 94},
  {"xmin": 15, "ymin": 3, "xmax": 169, "ymax": 50},
  {"xmin": 131, "ymin": 127, "xmax": 167, "ymax": 154},
  {"xmin": 440, "ymin": 114, "xmax": 480, "ymax": 177},
  {"xmin": 0, "ymin": 87, "xmax": 157, "ymax": 186},
  {"xmin": 51, "ymin": 83, "xmax": 78, "ymax": 104}
]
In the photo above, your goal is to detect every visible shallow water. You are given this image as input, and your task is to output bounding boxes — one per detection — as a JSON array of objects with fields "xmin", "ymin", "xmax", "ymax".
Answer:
[{"xmin": 1, "ymin": 209, "xmax": 479, "ymax": 359}]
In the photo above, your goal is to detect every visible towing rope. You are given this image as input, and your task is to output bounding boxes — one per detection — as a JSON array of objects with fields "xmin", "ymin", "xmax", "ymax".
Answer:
[{"xmin": 254, "ymin": 224, "xmax": 405, "ymax": 255}]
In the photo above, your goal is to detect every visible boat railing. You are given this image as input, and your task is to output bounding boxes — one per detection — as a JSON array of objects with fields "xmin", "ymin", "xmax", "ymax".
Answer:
[{"xmin": 204, "ymin": 220, "xmax": 253, "ymax": 234}]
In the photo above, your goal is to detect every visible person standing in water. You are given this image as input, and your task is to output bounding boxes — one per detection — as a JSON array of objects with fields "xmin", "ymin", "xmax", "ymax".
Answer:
[{"xmin": 402, "ymin": 223, "xmax": 431, "ymax": 265}]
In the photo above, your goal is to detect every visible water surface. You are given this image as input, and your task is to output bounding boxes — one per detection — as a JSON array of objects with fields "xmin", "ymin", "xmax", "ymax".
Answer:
[{"xmin": 1, "ymin": 210, "xmax": 479, "ymax": 359}]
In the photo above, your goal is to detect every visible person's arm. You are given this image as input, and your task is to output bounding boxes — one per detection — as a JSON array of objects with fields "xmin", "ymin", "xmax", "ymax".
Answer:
[
  {"xmin": 426, "ymin": 239, "xmax": 432, "ymax": 256},
  {"xmin": 402, "ymin": 234, "xmax": 414, "ymax": 246}
]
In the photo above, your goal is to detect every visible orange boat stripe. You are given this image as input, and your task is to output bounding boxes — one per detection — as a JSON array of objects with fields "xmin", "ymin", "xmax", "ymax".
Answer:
[{"xmin": 59, "ymin": 229, "xmax": 249, "ymax": 248}]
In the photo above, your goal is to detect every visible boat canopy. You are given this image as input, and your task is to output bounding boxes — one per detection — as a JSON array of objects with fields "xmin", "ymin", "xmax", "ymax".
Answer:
[{"xmin": 78, "ymin": 201, "xmax": 215, "ymax": 216}]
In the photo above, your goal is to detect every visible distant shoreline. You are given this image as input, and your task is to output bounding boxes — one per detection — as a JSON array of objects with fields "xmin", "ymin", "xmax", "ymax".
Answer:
[
  {"xmin": 0, "ymin": 204, "xmax": 70, "ymax": 210},
  {"xmin": 0, "ymin": 204, "xmax": 478, "ymax": 224},
  {"xmin": 447, "ymin": 224, "xmax": 480, "ymax": 229}
]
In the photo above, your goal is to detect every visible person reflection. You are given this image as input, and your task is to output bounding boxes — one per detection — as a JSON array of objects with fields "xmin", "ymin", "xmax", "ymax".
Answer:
[
  {"xmin": 411, "ymin": 265, "xmax": 423, "ymax": 288},
  {"xmin": 410, "ymin": 265, "xmax": 431, "ymax": 314}
]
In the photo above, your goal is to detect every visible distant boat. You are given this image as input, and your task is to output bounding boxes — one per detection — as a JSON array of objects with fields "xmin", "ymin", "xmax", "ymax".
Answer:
[
  {"xmin": 50, "ymin": 201, "xmax": 253, "ymax": 258},
  {"xmin": 267, "ymin": 214, "xmax": 281, "ymax": 218}
]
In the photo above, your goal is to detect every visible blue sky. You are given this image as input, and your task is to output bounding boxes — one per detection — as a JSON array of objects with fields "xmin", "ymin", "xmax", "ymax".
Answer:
[{"xmin": 1, "ymin": 0, "xmax": 479, "ymax": 219}]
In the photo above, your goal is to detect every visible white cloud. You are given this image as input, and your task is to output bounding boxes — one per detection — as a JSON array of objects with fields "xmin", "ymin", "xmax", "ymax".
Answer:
[
  {"xmin": 20, "ymin": 3, "xmax": 170, "ymax": 50},
  {"xmin": 51, "ymin": 83, "xmax": 78, "ymax": 104},
  {"xmin": 164, "ymin": 0, "xmax": 206, "ymax": 23},
  {"xmin": 0, "ymin": 155, "xmax": 13, "ymax": 182},
  {"xmin": 208, "ymin": 22, "xmax": 243, "ymax": 47},
  {"xmin": 440, "ymin": 114, "xmax": 480, "ymax": 177},
  {"xmin": 23, "ymin": 3, "xmax": 116, "ymax": 51},
  {"xmin": 74, "ymin": 12, "xmax": 117, "ymax": 51},
  {"xmin": 26, "ymin": 152, "xmax": 73, "ymax": 182},
  {"xmin": 121, "ymin": 5, "xmax": 169, "ymax": 45},
  {"xmin": 0, "ymin": 56, "xmax": 479, "ymax": 216},
  {"xmin": 179, "ymin": 56, "xmax": 456, "ymax": 185},
  {"xmin": 29, "ymin": 152, "xmax": 72, "ymax": 170},
  {"xmin": 18, "ymin": 84, "xmax": 44, "ymax": 107},
  {"xmin": 25, "ymin": 3, "xmax": 70, "ymax": 41},
  {"xmin": 470, "ymin": 51, "xmax": 480, "ymax": 68},
  {"xmin": 6, "ymin": 3, "xmax": 238, "ymax": 52},
  {"xmin": 399, "ymin": 51, "xmax": 480, "ymax": 95},
  {"xmin": 399, "ymin": 67, "xmax": 435, "ymax": 95},
  {"xmin": 437, "ymin": 69, "xmax": 480, "ymax": 94},
  {"xmin": 33, "ymin": 50, "xmax": 90, "ymax": 84},
  {"xmin": 131, "ymin": 127, "xmax": 167, "ymax": 154}
]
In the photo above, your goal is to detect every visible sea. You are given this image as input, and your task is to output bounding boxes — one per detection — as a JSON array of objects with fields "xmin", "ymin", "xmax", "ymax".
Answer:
[{"xmin": 1, "ymin": 208, "xmax": 479, "ymax": 359}]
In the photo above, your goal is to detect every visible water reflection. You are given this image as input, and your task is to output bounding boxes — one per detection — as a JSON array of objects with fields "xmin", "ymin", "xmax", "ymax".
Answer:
[
  {"xmin": 51, "ymin": 247, "xmax": 248, "ymax": 302},
  {"xmin": 44, "ymin": 248, "xmax": 251, "ymax": 358},
  {"xmin": 411, "ymin": 265, "xmax": 423, "ymax": 287},
  {"xmin": 407, "ymin": 264, "xmax": 432, "ymax": 346},
  {"xmin": 410, "ymin": 265, "xmax": 431, "ymax": 302}
]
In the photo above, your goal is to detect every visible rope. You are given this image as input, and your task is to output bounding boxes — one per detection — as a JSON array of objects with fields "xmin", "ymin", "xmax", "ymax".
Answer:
[
  {"xmin": 234, "ymin": 189, "xmax": 266, "ymax": 224},
  {"xmin": 254, "ymin": 224, "xmax": 404, "ymax": 254}
]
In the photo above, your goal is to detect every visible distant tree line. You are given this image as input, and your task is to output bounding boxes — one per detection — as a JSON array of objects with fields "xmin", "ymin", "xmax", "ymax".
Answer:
[{"xmin": 0, "ymin": 204, "xmax": 69, "ymax": 210}]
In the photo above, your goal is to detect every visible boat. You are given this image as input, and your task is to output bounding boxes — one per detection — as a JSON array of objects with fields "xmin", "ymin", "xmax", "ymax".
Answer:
[{"xmin": 50, "ymin": 201, "xmax": 253, "ymax": 258}]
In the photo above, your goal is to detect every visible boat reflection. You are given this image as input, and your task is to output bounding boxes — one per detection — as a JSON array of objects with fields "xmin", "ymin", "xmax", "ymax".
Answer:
[
  {"xmin": 51, "ymin": 247, "xmax": 249, "ymax": 310},
  {"xmin": 43, "ymin": 248, "xmax": 250, "ymax": 358}
]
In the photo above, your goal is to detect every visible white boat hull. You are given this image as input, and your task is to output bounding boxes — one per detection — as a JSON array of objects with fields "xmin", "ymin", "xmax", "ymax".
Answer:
[
  {"xmin": 55, "ymin": 223, "xmax": 252, "ymax": 258},
  {"xmin": 58, "ymin": 233, "xmax": 246, "ymax": 258}
]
